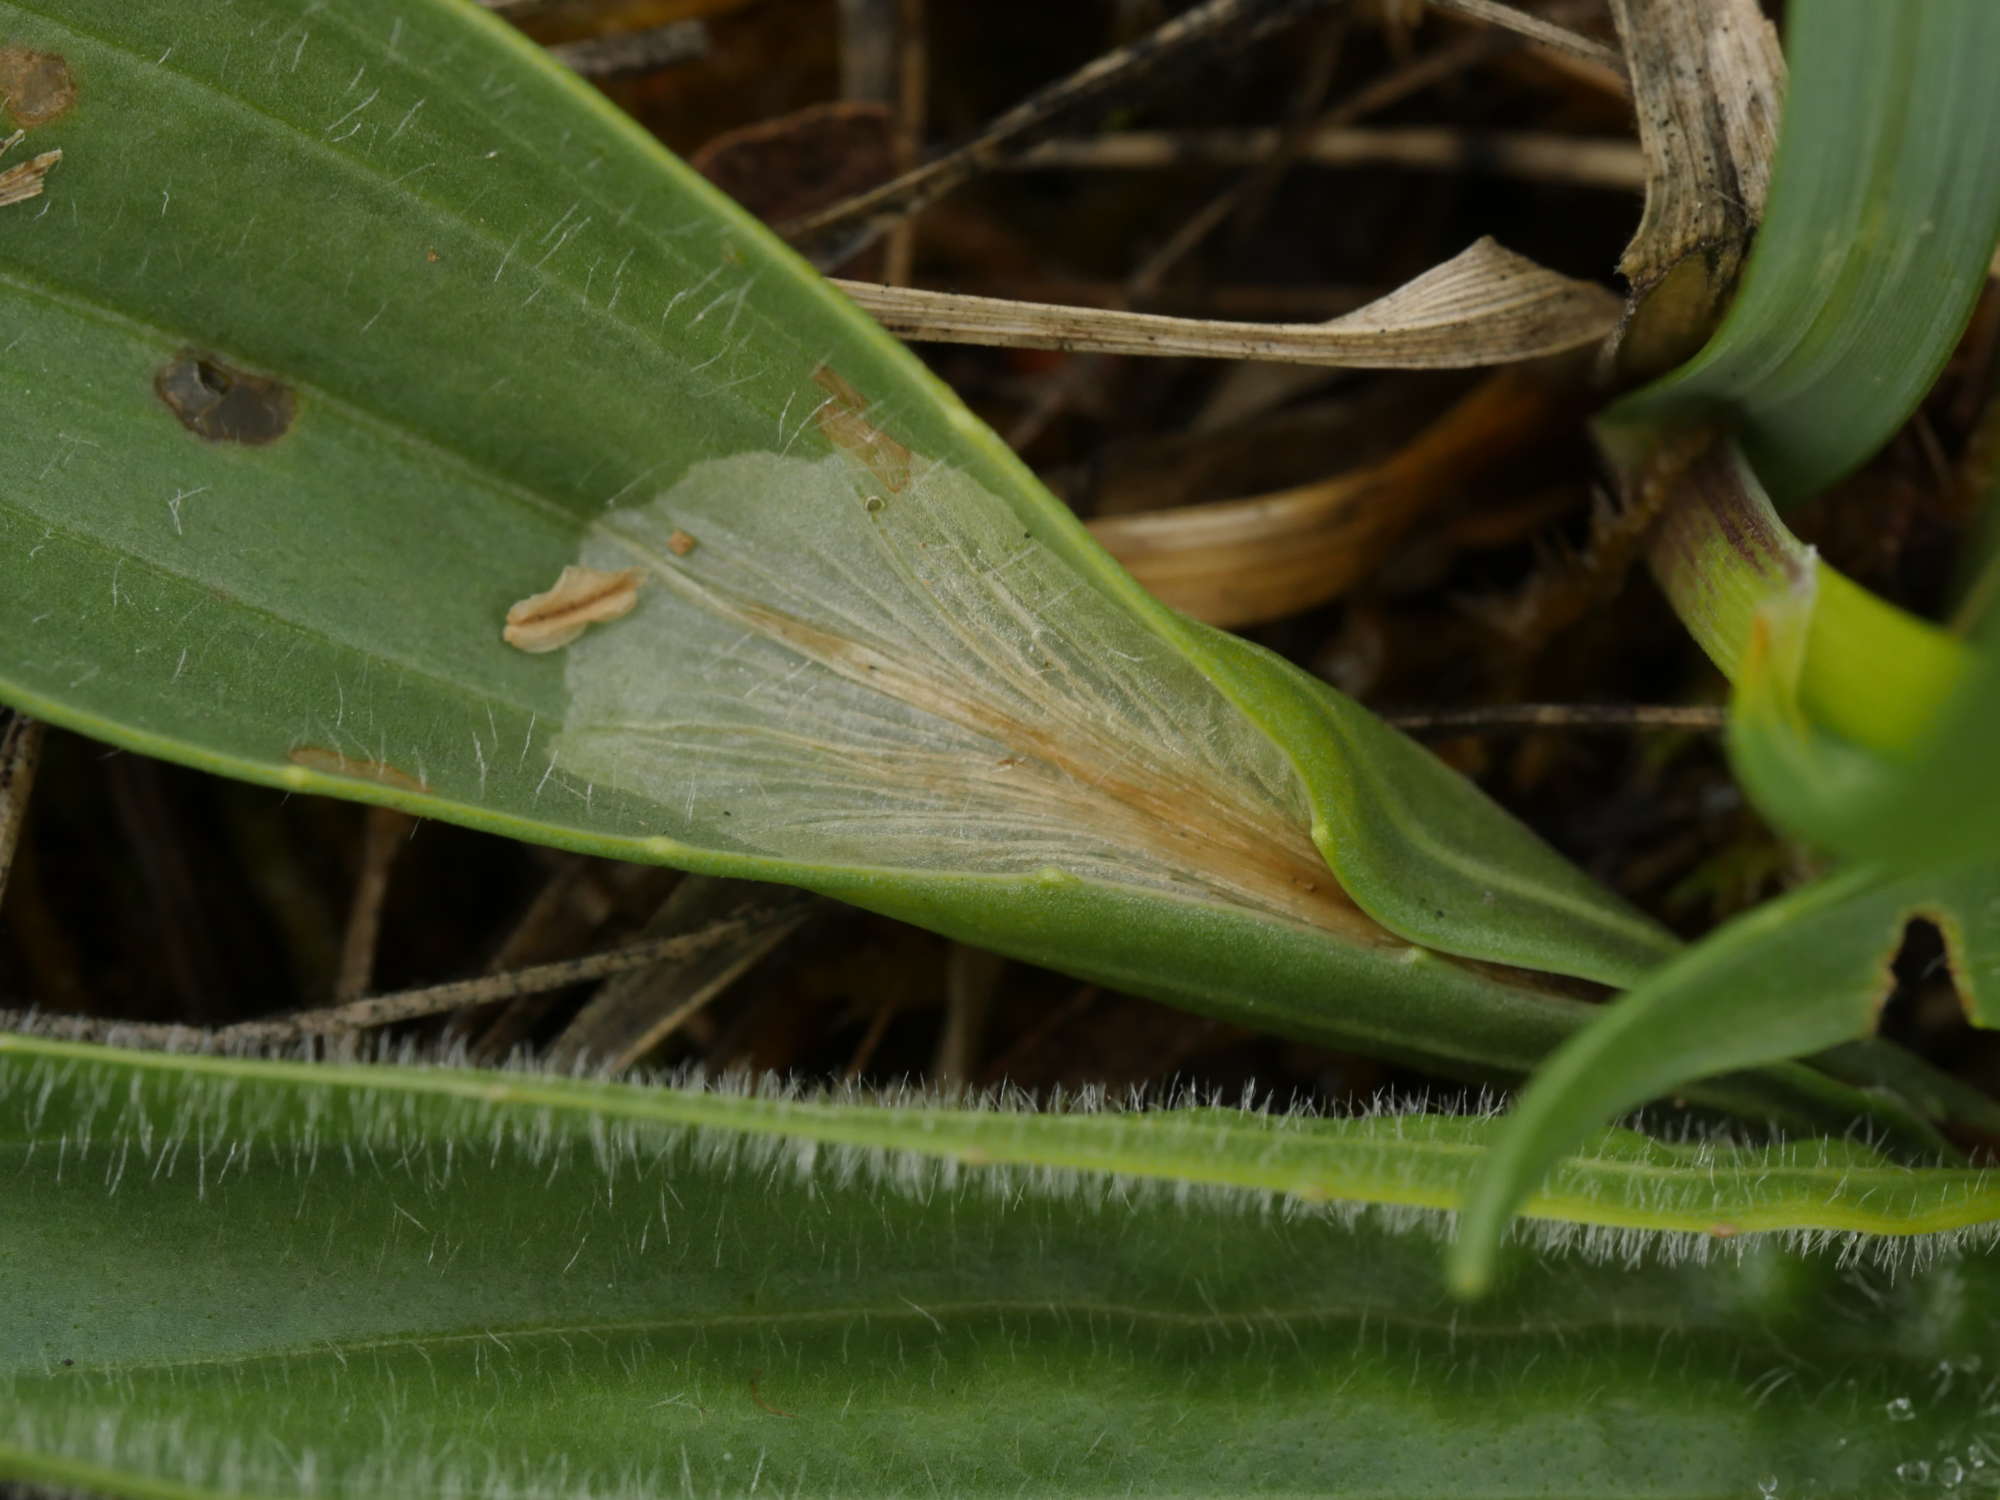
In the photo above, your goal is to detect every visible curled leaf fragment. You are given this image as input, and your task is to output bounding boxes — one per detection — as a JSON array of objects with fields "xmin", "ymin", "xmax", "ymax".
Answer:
[
  {"xmin": 841, "ymin": 237, "xmax": 1620, "ymax": 370},
  {"xmin": 0, "ymin": 136, "xmax": 56, "ymax": 207},
  {"xmin": 502, "ymin": 565, "xmax": 644, "ymax": 654}
]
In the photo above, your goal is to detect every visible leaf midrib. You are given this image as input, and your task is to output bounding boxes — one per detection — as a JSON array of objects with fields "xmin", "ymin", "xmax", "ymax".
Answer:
[{"xmin": 0, "ymin": 1296, "xmax": 1738, "ymax": 1386}]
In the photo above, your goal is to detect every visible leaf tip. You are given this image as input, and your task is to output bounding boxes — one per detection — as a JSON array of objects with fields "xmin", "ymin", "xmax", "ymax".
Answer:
[{"xmin": 1445, "ymin": 1203, "xmax": 1506, "ymax": 1301}]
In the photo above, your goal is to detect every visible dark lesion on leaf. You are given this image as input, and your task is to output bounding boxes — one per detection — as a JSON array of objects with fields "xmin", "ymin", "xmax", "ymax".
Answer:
[
  {"xmin": 155, "ymin": 352, "xmax": 298, "ymax": 445},
  {"xmin": 0, "ymin": 46, "xmax": 77, "ymax": 127}
]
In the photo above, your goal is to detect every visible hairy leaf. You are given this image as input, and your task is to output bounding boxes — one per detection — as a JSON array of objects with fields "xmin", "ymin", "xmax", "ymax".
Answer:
[
  {"xmin": 1449, "ymin": 857, "xmax": 2000, "ymax": 1295},
  {"xmin": 5, "ymin": 1035, "xmax": 2000, "ymax": 1499}
]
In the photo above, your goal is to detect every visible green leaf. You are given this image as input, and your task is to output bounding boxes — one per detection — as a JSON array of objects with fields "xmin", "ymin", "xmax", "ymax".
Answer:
[
  {"xmin": 1644, "ymin": 441, "xmax": 2000, "ymax": 898},
  {"xmin": 1728, "ymin": 561, "xmax": 2000, "ymax": 883},
  {"xmin": 1179, "ymin": 624, "xmax": 1682, "ymax": 987},
  {"xmin": 0, "ymin": 0, "xmax": 1681, "ymax": 1066},
  {"xmin": 6, "ymin": 1035, "xmax": 2000, "ymax": 1499},
  {"xmin": 1643, "ymin": 440, "xmax": 1971, "ymax": 762},
  {"xmin": 1449, "ymin": 856, "xmax": 2000, "ymax": 1295},
  {"xmin": 1607, "ymin": 0, "xmax": 2000, "ymax": 505}
]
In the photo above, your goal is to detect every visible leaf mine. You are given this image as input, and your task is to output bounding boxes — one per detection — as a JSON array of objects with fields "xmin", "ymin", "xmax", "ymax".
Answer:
[
  {"xmin": 556, "ymin": 430, "xmax": 1380, "ymax": 940},
  {"xmin": 811, "ymin": 365, "xmax": 914, "ymax": 494}
]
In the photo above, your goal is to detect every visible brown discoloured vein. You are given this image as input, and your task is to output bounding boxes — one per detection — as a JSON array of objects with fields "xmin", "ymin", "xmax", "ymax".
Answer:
[
  {"xmin": 287, "ymin": 747, "xmax": 431, "ymax": 794},
  {"xmin": 725, "ymin": 594, "xmax": 1374, "ymax": 938},
  {"xmin": 0, "ymin": 46, "xmax": 76, "ymax": 127},
  {"xmin": 811, "ymin": 365, "xmax": 913, "ymax": 493},
  {"xmin": 504, "ymin": 565, "xmax": 644, "ymax": 653}
]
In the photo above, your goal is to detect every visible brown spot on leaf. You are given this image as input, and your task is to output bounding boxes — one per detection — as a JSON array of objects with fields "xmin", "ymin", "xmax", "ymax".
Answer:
[
  {"xmin": 0, "ymin": 142, "xmax": 57, "ymax": 207},
  {"xmin": 503, "ymin": 565, "xmax": 643, "ymax": 653},
  {"xmin": 155, "ymin": 353, "xmax": 298, "ymax": 445},
  {"xmin": 0, "ymin": 46, "xmax": 76, "ymax": 127},
  {"xmin": 811, "ymin": 366, "xmax": 912, "ymax": 493},
  {"xmin": 287, "ymin": 746, "xmax": 430, "ymax": 794},
  {"xmin": 667, "ymin": 528, "xmax": 698, "ymax": 557}
]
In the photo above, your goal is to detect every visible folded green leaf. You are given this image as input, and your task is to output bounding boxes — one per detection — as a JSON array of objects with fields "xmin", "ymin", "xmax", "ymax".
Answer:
[
  {"xmin": 0, "ymin": 0, "xmax": 1682, "ymax": 1076},
  {"xmin": 1170, "ymin": 623, "xmax": 1681, "ymax": 986},
  {"xmin": 1462, "ymin": 446, "xmax": 2000, "ymax": 1289},
  {"xmin": 1449, "ymin": 856, "xmax": 2000, "ymax": 1295},
  {"xmin": 5, "ymin": 1035, "xmax": 2000, "ymax": 1499},
  {"xmin": 1643, "ymin": 439, "xmax": 1970, "ymax": 761},
  {"xmin": 1642, "ymin": 438, "xmax": 2000, "ymax": 913},
  {"xmin": 1607, "ymin": 0, "xmax": 2000, "ymax": 505},
  {"xmin": 1727, "ymin": 551, "xmax": 2000, "ymax": 881}
]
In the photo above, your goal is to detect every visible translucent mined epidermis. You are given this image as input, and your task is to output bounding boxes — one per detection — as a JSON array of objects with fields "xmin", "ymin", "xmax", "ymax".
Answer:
[{"xmin": 556, "ymin": 449, "xmax": 1365, "ymax": 934}]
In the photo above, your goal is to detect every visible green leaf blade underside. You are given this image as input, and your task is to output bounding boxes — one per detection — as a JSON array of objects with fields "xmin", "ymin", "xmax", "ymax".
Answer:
[
  {"xmin": 6, "ymin": 1038, "xmax": 2000, "ymax": 1500},
  {"xmin": 1608, "ymin": 0, "xmax": 2000, "ymax": 505},
  {"xmin": 0, "ymin": 0, "xmax": 1687, "ymax": 1054}
]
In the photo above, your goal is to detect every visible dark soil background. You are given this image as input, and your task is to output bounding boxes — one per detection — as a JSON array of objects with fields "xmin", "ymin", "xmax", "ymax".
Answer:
[{"xmin": 5, "ymin": 0, "xmax": 1997, "ymax": 1108}]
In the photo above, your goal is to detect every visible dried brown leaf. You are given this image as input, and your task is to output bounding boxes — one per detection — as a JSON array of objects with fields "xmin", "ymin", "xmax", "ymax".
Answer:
[
  {"xmin": 1090, "ymin": 368, "xmax": 1575, "ymax": 627},
  {"xmin": 1014, "ymin": 127, "xmax": 1645, "ymax": 192},
  {"xmin": 1609, "ymin": 0, "xmax": 1784, "ymax": 372},
  {"xmin": 840, "ymin": 237, "xmax": 1619, "ymax": 370},
  {"xmin": 0, "ymin": 142, "xmax": 58, "ymax": 208}
]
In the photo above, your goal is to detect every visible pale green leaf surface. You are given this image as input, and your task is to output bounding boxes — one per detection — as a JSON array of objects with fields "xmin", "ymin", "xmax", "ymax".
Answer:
[
  {"xmin": 1607, "ymin": 0, "xmax": 2000, "ymax": 505},
  {"xmin": 5, "ymin": 1036, "xmax": 2000, "ymax": 1498},
  {"xmin": 1450, "ymin": 858, "xmax": 2000, "ymax": 1295},
  {"xmin": 0, "ymin": 0, "xmax": 1687, "ymax": 1058}
]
